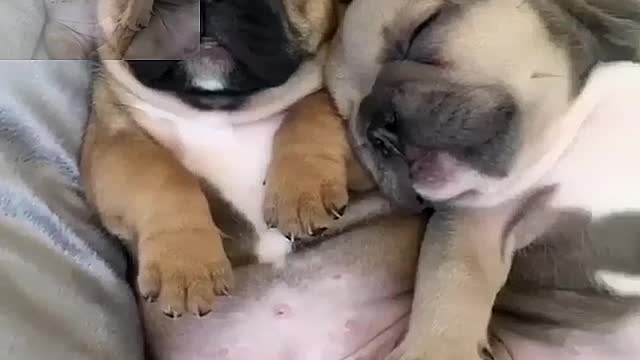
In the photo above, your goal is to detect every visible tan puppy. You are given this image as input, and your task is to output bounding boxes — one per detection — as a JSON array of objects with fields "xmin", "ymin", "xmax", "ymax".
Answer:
[
  {"xmin": 82, "ymin": 0, "xmax": 351, "ymax": 318},
  {"xmin": 325, "ymin": 0, "xmax": 640, "ymax": 359}
]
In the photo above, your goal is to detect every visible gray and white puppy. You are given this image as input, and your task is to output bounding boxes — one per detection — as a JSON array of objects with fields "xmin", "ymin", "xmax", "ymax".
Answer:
[{"xmin": 326, "ymin": 0, "xmax": 640, "ymax": 359}]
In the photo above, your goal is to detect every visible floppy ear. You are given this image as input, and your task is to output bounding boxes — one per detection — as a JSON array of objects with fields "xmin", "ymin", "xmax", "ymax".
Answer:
[
  {"xmin": 125, "ymin": 0, "xmax": 199, "ymax": 60},
  {"xmin": 555, "ymin": 0, "xmax": 640, "ymax": 61},
  {"xmin": 284, "ymin": 0, "xmax": 338, "ymax": 52},
  {"xmin": 96, "ymin": 0, "xmax": 155, "ymax": 59}
]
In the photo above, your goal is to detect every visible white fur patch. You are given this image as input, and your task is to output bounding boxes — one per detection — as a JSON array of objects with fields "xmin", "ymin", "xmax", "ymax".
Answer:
[
  {"xmin": 256, "ymin": 229, "xmax": 293, "ymax": 267},
  {"xmin": 595, "ymin": 270, "xmax": 640, "ymax": 297}
]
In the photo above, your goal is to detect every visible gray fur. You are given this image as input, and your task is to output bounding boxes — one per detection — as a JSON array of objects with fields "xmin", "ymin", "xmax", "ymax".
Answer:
[
  {"xmin": 499, "ymin": 207, "xmax": 640, "ymax": 341},
  {"xmin": 492, "ymin": 289, "xmax": 640, "ymax": 343},
  {"xmin": 509, "ymin": 211, "xmax": 640, "ymax": 293},
  {"xmin": 530, "ymin": 0, "xmax": 640, "ymax": 90}
]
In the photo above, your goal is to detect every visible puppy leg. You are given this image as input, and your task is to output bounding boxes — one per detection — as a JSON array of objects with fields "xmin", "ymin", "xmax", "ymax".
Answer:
[
  {"xmin": 264, "ymin": 90, "xmax": 356, "ymax": 239},
  {"xmin": 387, "ymin": 204, "xmax": 518, "ymax": 360},
  {"xmin": 82, "ymin": 104, "xmax": 232, "ymax": 318}
]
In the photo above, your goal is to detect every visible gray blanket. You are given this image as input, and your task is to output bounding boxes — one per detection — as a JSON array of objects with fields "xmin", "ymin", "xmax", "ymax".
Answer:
[
  {"xmin": 1, "ymin": 1, "xmax": 143, "ymax": 358},
  {"xmin": 0, "ymin": 60, "xmax": 143, "ymax": 359}
]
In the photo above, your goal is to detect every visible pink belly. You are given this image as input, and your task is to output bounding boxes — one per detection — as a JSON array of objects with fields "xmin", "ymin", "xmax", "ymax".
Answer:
[
  {"xmin": 143, "ymin": 274, "xmax": 411, "ymax": 360},
  {"xmin": 141, "ymin": 265, "xmax": 640, "ymax": 360}
]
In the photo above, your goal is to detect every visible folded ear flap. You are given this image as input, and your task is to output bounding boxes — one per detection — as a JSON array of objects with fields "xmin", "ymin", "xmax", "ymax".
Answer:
[
  {"xmin": 125, "ymin": 1, "xmax": 199, "ymax": 61},
  {"xmin": 96, "ymin": 0, "xmax": 155, "ymax": 59},
  {"xmin": 284, "ymin": 0, "xmax": 338, "ymax": 52}
]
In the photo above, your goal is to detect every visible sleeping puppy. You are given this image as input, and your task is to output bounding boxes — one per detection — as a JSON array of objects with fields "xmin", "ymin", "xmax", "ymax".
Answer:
[
  {"xmin": 82, "ymin": 0, "xmax": 350, "ymax": 318},
  {"xmin": 84, "ymin": 1, "xmax": 430, "ymax": 358},
  {"xmin": 326, "ymin": 0, "xmax": 640, "ymax": 359}
]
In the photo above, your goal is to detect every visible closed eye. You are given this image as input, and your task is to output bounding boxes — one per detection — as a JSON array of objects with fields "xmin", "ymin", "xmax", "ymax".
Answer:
[
  {"xmin": 407, "ymin": 10, "xmax": 442, "ymax": 47},
  {"xmin": 405, "ymin": 9, "xmax": 446, "ymax": 65}
]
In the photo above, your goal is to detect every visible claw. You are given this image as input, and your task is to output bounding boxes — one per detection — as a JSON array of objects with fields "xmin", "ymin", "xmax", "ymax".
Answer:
[
  {"xmin": 311, "ymin": 227, "xmax": 328, "ymax": 236},
  {"xmin": 142, "ymin": 294, "xmax": 157, "ymax": 303},
  {"xmin": 163, "ymin": 308, "xmax": 182, "ymax": 319},
  {"xmin": 479, "ymin": 342, "xmax": 496, "ymax": 360},
  {"xmin": 196, "ymin": 309, "xmax": 211, "ymax": 318}
]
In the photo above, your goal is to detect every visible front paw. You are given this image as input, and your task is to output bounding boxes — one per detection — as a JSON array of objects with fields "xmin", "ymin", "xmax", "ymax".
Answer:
[
  {"xmin": 264, "ymin": 153, "xmax": 348, "ymax": 240},
  {"xmin": 137, "ymin": 228, "xmax": 233, "ymax": 318}
]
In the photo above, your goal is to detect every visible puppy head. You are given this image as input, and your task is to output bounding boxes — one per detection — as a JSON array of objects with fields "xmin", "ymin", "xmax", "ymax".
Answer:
[
  {"xmin": 102, "ymin": 0, "xmax": 338, "ymax": 111},
  {"xmin": 326, "ymin": 0, "xmax": 640, "ymax": 209}
]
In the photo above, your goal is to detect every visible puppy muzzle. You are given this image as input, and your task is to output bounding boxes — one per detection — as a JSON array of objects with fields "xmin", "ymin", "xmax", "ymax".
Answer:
[
  {"xmin": 359, "ymin": 62, "xmax": 519, "ymax": 179},
  {"xmin": 350, "ymin": 61, "xmax": 520, "ymax": 207}
]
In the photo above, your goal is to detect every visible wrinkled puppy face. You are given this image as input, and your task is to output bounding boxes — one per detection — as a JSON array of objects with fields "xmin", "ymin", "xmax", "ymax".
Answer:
[
  {"xmin": 326, "ymin": 0, "xmax": 640, "ymax": 209},
  {"xmin": 127, "ymin": 0, "xmax": 336, "ymax": 110}
]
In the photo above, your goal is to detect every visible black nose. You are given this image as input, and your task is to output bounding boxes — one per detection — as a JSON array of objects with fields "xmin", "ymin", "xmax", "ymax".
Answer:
[{"xmin": 361, "ymin": 96, "xmax": 407, "ymax": 161}]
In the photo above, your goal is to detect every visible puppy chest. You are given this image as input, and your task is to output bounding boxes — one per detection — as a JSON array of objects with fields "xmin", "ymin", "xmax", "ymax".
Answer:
[{"xmin": 174, "ymin": 114, "xmax": 285, "ymax": 228}]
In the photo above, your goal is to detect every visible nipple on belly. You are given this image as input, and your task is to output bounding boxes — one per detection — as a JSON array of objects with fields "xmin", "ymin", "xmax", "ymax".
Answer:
[
  {"xmin": 345, "ymin": 319, "xmax": 360, "ymax": 332},
  {"xmin": 273, "ymin": 303, "xmax": 293, "ymax": 319}
]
